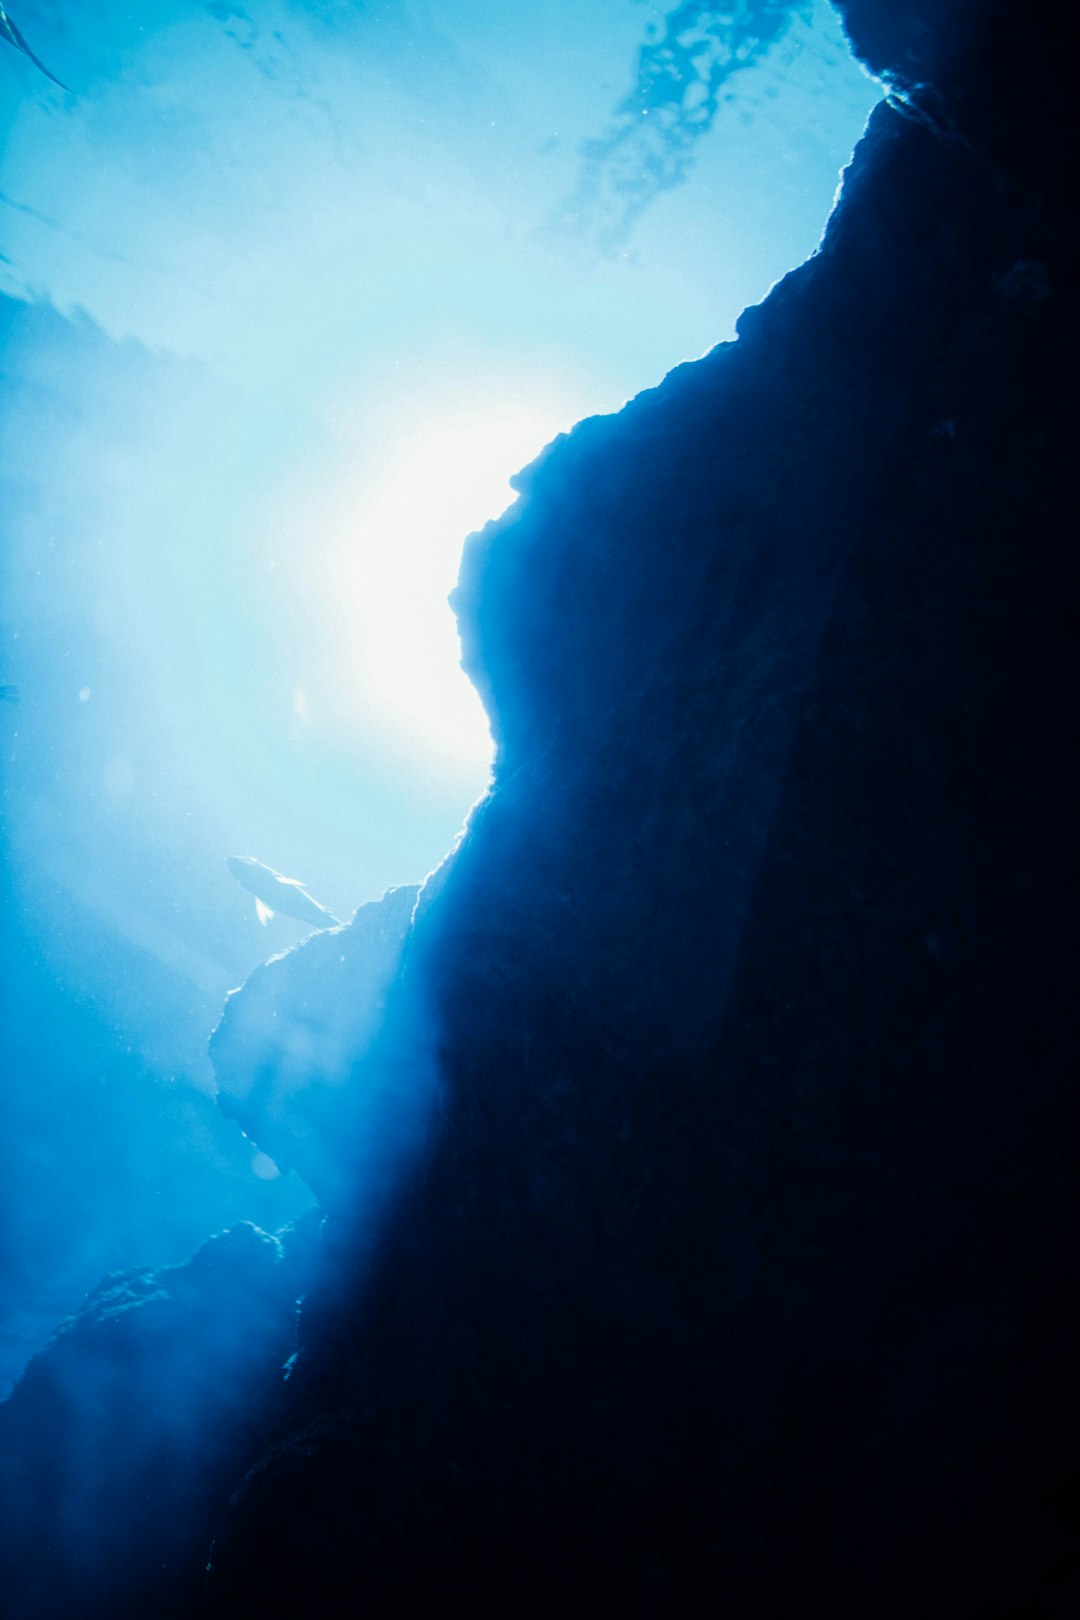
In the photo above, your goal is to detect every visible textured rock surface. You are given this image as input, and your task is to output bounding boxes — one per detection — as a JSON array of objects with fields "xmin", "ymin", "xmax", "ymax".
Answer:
[
  {"xmin": 206, "ymin": 4, "xmax": 1079, "ymax": 1614},
  {"xmin": 0, "ymin": 1218, "xmax": 320, "ymax": 1619}
]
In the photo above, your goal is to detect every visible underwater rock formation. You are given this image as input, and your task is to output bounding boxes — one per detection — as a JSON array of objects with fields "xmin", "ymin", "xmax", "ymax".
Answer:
[
  {"xmin": 210, "ymin": 884, "xmax": 420, "ymax": 1203},
  {"xmin": 5, "ymin": 1, "xmax": 1077, "ymax": 1614},
  {"xmin": 0, "ymin": 1217, "xmax": 320, "ymax": 1620},
  {"xmin": 205, "ymin": 3, "xmax": 1078, "ymax": 1615}
]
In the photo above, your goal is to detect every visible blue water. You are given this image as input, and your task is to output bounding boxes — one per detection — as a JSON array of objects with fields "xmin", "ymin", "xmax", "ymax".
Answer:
[{"xmin": 0, "ymin": 0, "xmax": 878, "ymax": 1396}]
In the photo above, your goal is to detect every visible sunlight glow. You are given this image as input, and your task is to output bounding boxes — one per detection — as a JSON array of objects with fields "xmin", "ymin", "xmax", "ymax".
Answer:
[{"xmin": 325, "ymin": 398, "xmax": 576, "ymax": 766}]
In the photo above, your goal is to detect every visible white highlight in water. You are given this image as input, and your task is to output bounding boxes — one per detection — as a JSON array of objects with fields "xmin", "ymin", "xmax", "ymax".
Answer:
[{"xmin": 318, "ymin": 395, "xmax": 575, "ymax": 767}]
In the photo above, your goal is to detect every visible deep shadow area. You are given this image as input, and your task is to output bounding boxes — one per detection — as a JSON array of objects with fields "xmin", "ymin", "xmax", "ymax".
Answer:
[
  {"xmin": 0, "ymin": 1215, "xmax": 321, "ymax": 1618},
  {"xmin": 3, "ymin": 1, "xmax": 1078, "ymax": 1615}
]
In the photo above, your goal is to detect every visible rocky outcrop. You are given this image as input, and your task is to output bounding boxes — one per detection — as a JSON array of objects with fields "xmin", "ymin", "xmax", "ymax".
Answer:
[
  {"xmin": 0, "ymin": 1217, "xmax": 320, "ymax": 1620},
  {"xmin": 206, "ymin": 3, "xmax": 1079, "ymax": 1615},
  {"xmin": 210, "ymin": 885, "xmax": 420, "ymax": 1204},
  {"xmin": 840, "ymin": 0, "xmax": 1077, "ymax": 172}
]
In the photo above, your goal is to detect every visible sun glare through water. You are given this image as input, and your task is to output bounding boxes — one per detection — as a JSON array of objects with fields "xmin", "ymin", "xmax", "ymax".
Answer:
[
  {"xmin": 0, "ymin": 0, "xmax": 882, "ymax": 1411},
  {"xmin": 314, "ymin": 396, "xmax": 578, "ymax": 769}
]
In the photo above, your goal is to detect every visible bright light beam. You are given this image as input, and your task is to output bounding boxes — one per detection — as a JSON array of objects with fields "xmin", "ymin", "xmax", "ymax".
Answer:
[{"xmin": 322, "ymin": 397, "xmax": 578, "ymax": 767}]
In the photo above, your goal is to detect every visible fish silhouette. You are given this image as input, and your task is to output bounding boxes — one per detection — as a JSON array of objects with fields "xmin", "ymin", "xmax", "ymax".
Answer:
[
  {"xmin": 1, "ymin": 6, "xmax": 68, "ymax": 90},
  {"xmin": 227, "ymin": 855, "xmax": 342, "ymax": 930}
]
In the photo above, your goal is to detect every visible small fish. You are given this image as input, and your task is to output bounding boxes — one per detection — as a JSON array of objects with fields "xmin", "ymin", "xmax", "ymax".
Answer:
[
  {"xmin": 0, "ymin": 6, "xmax": 68, "ymax": 90},
  {"xmin": 226, "ymin": 855, "xmax": 341, "ymax": 930},
  {"xmin": 0, "ymin": 685, "xmax": 18, "ymax": 703}
]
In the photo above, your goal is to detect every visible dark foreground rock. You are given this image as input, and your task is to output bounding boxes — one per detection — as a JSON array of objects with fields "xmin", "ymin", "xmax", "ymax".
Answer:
[
  {"xmin": 0, "ymin": 1217, "xmax": 320, "ymax": 1619},
  {"xmin": 205, "ymin": 3, "xmax": 1079, "ymax": 1615}
]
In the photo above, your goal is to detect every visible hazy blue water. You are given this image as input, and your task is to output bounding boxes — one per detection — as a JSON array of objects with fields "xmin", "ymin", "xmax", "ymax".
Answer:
[{"xmin": 0, "ymin": 1, "xmax": 879, "ymax": 1394}]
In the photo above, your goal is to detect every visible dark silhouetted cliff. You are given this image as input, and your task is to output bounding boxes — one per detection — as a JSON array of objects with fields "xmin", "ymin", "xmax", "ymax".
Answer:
[{"xmin": 207, "ymin": 3, "xmax": 1078, "ymax": 1614}]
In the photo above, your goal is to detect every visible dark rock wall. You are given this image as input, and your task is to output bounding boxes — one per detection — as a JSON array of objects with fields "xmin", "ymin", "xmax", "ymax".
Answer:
[
  {"xmin": 208, "ymin": 4, "xmax": 1079, "ymax": 1613},
  {"xmin": 841, "ymin": 0, "xmax": 1077, "ymax": 172}
]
